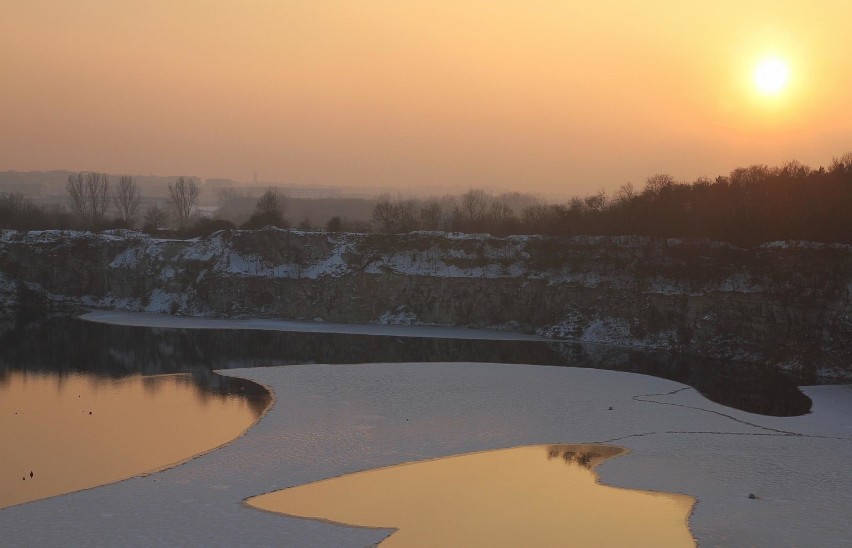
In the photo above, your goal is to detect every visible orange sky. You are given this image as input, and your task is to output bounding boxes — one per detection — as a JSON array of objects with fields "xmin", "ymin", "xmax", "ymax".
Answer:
[{"xmin": 2, "ymin": 1, "xmax": 851, "ymax": 196}]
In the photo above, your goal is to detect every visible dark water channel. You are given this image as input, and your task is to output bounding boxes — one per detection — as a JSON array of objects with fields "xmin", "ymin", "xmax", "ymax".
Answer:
[{"xmin": 1, "ymin": 313, "xmax": 811, "ymax": 417}]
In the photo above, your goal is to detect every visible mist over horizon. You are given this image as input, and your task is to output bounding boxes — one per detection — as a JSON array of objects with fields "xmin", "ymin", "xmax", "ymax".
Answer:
[{"xmin": 3, "ymin": 1, "xmax": 852, "ymax": 197}]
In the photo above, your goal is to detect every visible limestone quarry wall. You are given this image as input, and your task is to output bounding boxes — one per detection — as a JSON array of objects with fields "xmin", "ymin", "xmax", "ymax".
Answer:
[{"xmin": 2, "ymin": 228, "xmax": 850, "ymax": 380}]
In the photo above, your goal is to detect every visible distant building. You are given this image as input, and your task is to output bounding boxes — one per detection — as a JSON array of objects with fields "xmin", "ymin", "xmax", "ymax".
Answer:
[
  {"xmin": 204, "ymin": 178, "xmax": 240, "ymax": 190},
  {"xmin": 282, "ymin": 186, "xmax": 343, "ymax": 199},
  {"xmin": 240, "ymin": 184, "xmax": 344, "ymax": 199}
]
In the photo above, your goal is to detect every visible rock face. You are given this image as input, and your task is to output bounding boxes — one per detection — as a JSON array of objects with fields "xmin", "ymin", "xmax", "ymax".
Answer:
[{"xmin": 2, "ymin": 228, "xmax": 851, "ymax": 381}]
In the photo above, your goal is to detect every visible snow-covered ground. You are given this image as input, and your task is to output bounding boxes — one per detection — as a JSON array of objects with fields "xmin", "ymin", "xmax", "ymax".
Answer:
[
  {"xmin": 80, "ymin": 310, "xmax": 548, "ymax": 341},
  {"xmin": 1, "ymin": 362, "xmax": 849, "ymax": 547}
]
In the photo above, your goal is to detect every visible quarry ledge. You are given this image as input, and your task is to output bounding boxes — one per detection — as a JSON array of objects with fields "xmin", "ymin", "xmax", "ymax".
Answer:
[{"xmin": 1, "ymin": 228, "xmax": 851, "ymax": 381}]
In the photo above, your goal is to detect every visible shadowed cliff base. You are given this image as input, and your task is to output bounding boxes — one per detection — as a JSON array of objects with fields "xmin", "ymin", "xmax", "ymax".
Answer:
[{"xmin": 1, "ymin": 314, "xmax": 811, "ymax": 416}]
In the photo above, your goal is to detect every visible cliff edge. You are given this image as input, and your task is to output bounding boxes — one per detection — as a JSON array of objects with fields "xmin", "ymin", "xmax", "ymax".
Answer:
[{"xmin": 2, "ymin": 228, "xmax": 850, "ymax": 381}]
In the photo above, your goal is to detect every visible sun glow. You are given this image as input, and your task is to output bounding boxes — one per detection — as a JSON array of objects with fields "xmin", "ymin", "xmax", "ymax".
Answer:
[{"xmin": 754, "ymin": 57, "xmax": 791, "ymax": 95}]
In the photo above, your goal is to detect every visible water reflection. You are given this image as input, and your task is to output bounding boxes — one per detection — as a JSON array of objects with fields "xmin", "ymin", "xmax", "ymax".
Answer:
[
  {"xmin": 0, "ymin": 314, "xmax": 812, "ymax": 416},
  {"xmin": 546, "ymin": 444, "xmax": 623, "ymax": 469},
  {"xmin": 0, "ymin": 370, "xmax": 266, "ymax": 509},
  {"xmin": 246, "ymin": 444, "xmax": 696, "ymax": 547}
]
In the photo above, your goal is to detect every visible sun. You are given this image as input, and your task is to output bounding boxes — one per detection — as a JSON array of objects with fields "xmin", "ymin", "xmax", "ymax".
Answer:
[{"xmin": 753, "ymin": 57, "xmax": 790, "ymax": 95}]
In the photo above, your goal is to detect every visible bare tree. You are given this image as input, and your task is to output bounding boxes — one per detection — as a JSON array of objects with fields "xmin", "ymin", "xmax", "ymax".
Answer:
[
  {"xmin": 372, "ymin": 197, "xmax": 399, "ymax": 232},
  {"xmin": 461, "ymin": 189, "xmax": 489, "ymax": 223},
  {"xmin": 486, "ymin": 200, "xmax": 514, "ymax": 224},
  {"xmin": 780, "ymin": 160, "xmax": 811, "ymax": 179},
  {"xmin": 241, "ymin": 188, "xmax": 287, "ymax": 229},
  {"xmin": 256, "ymin": 188, "xmax": 285, "ymax": 217},
  {"xmin": 396, "ymin": 199, "xmax": 418, "ymax": 232},
  {"xmin": 419, "ymin": 199, "xmax": 442, "ymax": 230},
  {"xmin": 728, "ymin": 165, "xmax": 770, "ymax": 186},
  {"xmin": 66, "ymin": 172, "xmax": 110, "ymax": 228},
  {"xmin": 168, "ymin": 176, "xmax": 200, "ymax": 230},
  {"xmin": 483, "ymin": 200, "xmax": 516, "ymax": 235},
  {"xmin": 643, "ymin": 174, "xmax": 676, "ymax": 196},
  {"xmin": 112, "ymin": 176, "xmax": 141, "ymax": 226},
  {"xmin": 613, "ymin": 182, "xmax": 637, "ymax": 204},
  {"xmin": 567, "ymin": 196, "xmax": 585, "ymax": 213},
  {"xmin": 522, "ymin": 203, "xmax": 562, "ymax": 234},
  {"xmin": 583, "ymin": 190, "xmax": 607, "ymax": 212},
  {"xmin": 829, "ymin": 151, "xmax": 852, "ymax": 174},
  {"xmin": 143, "ymin": 205, "xmax": 169, "ymax": 230},
  {"xmin": 66, "ymin": 173, "xmax": 86, "ymax": 220}
]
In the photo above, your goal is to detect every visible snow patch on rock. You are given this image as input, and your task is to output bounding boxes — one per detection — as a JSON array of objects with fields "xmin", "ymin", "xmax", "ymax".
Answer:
[{"xmin": 379, "ymin": 307, "xmax": 418, "ymax": 326}]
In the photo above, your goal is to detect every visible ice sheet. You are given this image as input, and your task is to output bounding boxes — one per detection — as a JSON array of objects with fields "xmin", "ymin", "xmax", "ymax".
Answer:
[{"xmin": 1, "ymin": 363, "xmax": 849, "ymax": 547}]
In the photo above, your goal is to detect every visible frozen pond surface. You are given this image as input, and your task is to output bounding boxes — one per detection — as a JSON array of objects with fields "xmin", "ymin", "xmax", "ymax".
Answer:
[{"xmin": 1, "ymin": 362, "xmax": 850, "ymax": 547}]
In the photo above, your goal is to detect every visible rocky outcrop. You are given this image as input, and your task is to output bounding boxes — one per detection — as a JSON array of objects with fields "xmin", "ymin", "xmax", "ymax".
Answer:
[{"xmin": 2, "ymin": 228, "xmax": 851, "ymax": 381}]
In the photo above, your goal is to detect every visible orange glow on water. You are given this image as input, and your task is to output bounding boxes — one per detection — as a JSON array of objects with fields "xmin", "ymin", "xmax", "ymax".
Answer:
[
  {"xmin": 0, "ymin": 371, "xmax": 267, "ymax": 509},
  {"xmin": 247, "ymin": 444, "xmax": 695, "ymax": 547}
]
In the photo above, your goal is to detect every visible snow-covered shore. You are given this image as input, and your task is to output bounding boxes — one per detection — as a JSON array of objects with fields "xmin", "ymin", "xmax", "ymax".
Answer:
[
  {"xmin": 79, "ymin": 310, "xmax": 548, "ymax": 341},
  {"xmin": 1, "ymin": 362, "xmax": 849, "ymax": 546}
]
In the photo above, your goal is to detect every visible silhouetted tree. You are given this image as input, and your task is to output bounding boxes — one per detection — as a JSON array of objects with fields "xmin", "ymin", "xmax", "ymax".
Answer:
[
  {"xmin": 642, "ymin": 174, "xmax": 676, "ymax": 196},
  {"xmin": 143, "ymin": 205, "xmax": 169, "ymax": 231},
  {"xmin": 370, "ymin": 197, "xmax": 419, "ymax": 233},
  {"xmin": 168, "ymin": 176, "xmax": 200, "ymax": 230},
  {"xmin": 112, "ymin": 175, "xmax": 141, "ymax": 226},
  {"xmin": 613, "ymin": 183, "xmax": 636, "ymax": 204},
  {"xmin": 0, "ymin": 192, "xmax": 64, "ymax": 230},
  {"xmin": 829, "ymin": 151, "xmax": 852, "ymax": 175},
  {"xmin": 326, "ymin": 216, "xmax": 342, "ymax": 232},
  {"xmin": 483, "ymin": 200, "xmax": 516, "ymax": 235},
  {"xmin": 396, "ymin": 199, "xmax": 418, "ymax": 232},
  {"xmin": 241, "ymin": 188, "xmax": 287, "ymax": 229},
  {"xmin": 372, "ymin": 197, "xmax": 400, "ymax": 232},
  {"xmin": 460, "ymin": 189, "xmax": 488, "ymax": 226},
  {"xmin": 729, "ymin": 164, "xmax": 771, "ymax": 186},
  {"xmin": 0, "ymin": 192, "xmax": 28, "ymax": 229},
  {"xmin": 66, "ymin": 172, "xmax": 110, "ymax": 228},
  {"xmin": 419, "ymin": 199, "xmax": 443, "ymax": 231},
  {"xmin": 584, "ymin": 190, "xmax": 607, "ymax": 212}
]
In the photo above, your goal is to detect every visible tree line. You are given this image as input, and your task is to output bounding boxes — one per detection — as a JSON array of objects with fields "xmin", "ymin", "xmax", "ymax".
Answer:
[
  {"xmin": 2, "ymin": 153, "xmax": 852, "ymax": 246},
  {"xmin": 64, "ymin": 173, "xmax": 201, "ymax": 231},
  {"xmin": 369, "ymin": 154, "xmax": 852, "ymax": 246},
  {"xmin": 0, "ymin": 173, "xmax": 203, "ymax": 233}
]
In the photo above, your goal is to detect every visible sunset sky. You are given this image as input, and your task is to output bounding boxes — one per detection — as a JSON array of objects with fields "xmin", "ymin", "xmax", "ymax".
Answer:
[{"xmin": 2, "ymin": 1, "xmax": 851, "ymax": 196}]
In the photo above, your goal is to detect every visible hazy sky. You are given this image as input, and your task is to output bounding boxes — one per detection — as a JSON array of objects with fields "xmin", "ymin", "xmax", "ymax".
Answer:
[{"xmin": 3, "ymin": 1, "xmax": 852, "ymax": 196}]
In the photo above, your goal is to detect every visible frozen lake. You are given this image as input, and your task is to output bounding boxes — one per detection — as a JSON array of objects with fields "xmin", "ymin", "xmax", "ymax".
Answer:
[{"xmin": 1, "ymin": 313, "xmax": 849, "ymax": 545}]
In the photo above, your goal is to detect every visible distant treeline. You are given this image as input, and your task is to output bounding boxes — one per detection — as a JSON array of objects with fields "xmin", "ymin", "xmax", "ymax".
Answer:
[
  {"xmin": 368, "ymin": 155, "xmax": 852, "ymax": 246},
  {"xmin": 2, "ymin": 154, "xmax": 852, "ymax": 246},
  {"xmin": 0, "ymin": 192, "xmax": 76, "ymax": 231}
]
